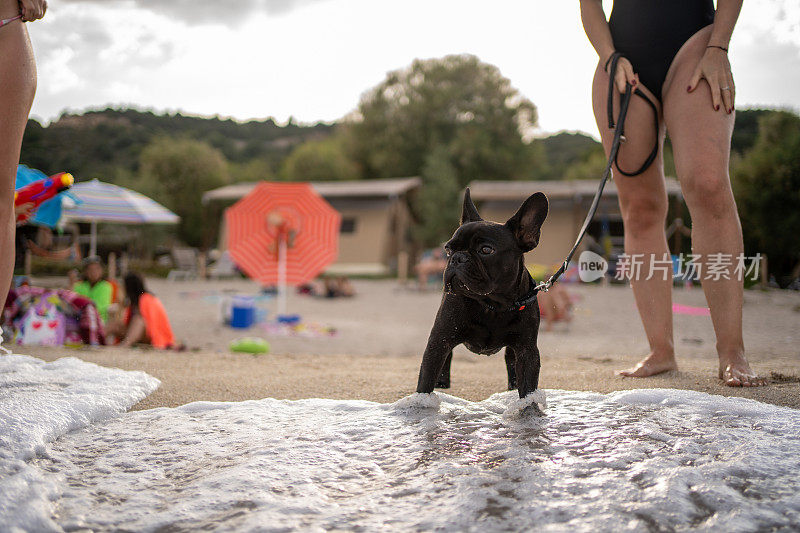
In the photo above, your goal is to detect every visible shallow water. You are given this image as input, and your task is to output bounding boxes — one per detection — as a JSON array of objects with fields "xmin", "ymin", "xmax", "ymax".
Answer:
[{"xmin": 2, "ymin": 356, "xmax": 800, "ymax": 532}]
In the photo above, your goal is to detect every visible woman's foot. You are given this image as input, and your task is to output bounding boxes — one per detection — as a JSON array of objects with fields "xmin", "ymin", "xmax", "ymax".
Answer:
[
  {"xmin": 0, "ymin": 332, "xmax": 12, "ymax": 355},
  {"xmin": 618, "ymin": 352, "xmax": 678, "ymax": 377},
  {"xmin": 719, "ymin": 354, "xmax": 767, "ymax": 387}
]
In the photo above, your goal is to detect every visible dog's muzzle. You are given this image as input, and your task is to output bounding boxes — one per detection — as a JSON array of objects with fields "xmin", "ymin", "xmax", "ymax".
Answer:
[{"xmin": 443, "ymin": 268, "xmax": 457, "ymax": 293}]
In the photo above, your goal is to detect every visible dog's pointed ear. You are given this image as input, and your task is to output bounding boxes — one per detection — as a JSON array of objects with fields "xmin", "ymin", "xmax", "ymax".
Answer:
[
  {"xmin": 505, "ymin": 192, "xmax": 548, "ymax": 252},
  {"xmin": 461, "ymin": 188, "xmax": 482, "ymax": 225}
]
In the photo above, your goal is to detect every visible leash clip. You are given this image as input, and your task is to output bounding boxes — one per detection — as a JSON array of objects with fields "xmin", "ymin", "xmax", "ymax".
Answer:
[{"xmin": 535, "ymin": 280, "xmax": 552, "ymax": 293}]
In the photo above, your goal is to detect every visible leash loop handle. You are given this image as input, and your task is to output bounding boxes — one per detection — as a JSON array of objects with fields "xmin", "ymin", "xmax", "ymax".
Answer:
[
  {"xmin": 532, "ymin": 52, "xmax": 661, "ymax": 295},
  {"xmin": 536, "ymin": 53, "xmax": 641, "ymax": 294},
  {"xmin": 606, "ymin": 52, "xmax": 660, "ymax": 177}
]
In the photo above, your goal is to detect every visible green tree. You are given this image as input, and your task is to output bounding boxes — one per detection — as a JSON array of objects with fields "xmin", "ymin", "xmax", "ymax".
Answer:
[
  {"xmin": 535, "ymin": 131, "xmax": 599, "ymax": 179},
  {"xmin": 563, "ymin": 145, "xmax": 607, "ymax": 181},
  {"xmin": 414, "ymin": 146, "xmax": 462, "ymax": 247},
  {"xmin": 138, "ymin": 137, "xmax": 230, "ymax": 248},
  {"xmin": 280, "ymin": 135, "xmax": 360, "ymax": 181},
  {"xmin": 345, "ymin": 54, "xmax": 544, "ymax": 185},
  {"xmin": 733, "ymin": 110, "xmax": 800, "ymax": 285},
  {"xmin": 229, "ymin": 157, "xmax": 274, "ymax": 183}
]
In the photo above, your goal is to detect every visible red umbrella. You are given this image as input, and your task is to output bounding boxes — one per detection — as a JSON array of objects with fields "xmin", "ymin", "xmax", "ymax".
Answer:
[{"xmin": 225, "ymin": 183, "xmax": 340, "ymax": 297}]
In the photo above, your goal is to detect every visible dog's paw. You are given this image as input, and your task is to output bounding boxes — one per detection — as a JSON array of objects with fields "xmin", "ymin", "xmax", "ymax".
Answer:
[
  {"xmin": 502, "ymin": 390, "xmax": 547, "ymax": 419},
  {"xmin": 392, "ymin": 392, "xmax": 441, "ymax": 412}
]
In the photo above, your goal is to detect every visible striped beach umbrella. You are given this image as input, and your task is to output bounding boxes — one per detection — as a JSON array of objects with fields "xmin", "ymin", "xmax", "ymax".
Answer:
[
  {"xmin": 63, "ymin": 179, "xmax": 179, "ymax": 255},
  {"xmin": 225, "ymin": 182, "xmax": 340, "ymax": 312},
  {"xmin": 64, "ymin": 179, "xmax": 179, "ymax": 224}
]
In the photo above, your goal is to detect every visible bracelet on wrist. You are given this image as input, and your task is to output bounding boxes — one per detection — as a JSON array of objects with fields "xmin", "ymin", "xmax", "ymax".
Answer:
[{"xmin": 706, "ymin": 45, "xmax": 728, "ymax": 53}]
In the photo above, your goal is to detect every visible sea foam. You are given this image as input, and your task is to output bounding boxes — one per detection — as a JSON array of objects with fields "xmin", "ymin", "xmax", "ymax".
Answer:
[
  {"xmin": 2, "ymin": 355, "xmax": 800, "ymax": 532},
  {"xmin": 0, "ymin": 354, "xmax": 159, "ymax": 532}
]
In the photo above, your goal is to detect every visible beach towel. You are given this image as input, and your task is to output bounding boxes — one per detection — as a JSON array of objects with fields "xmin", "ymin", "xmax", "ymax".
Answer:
[
  {"xmin": 3, "ymin": 287, "xmax": 105, "ymax": 345},
  {"xmin": 18, "ymin": 299, "xmax": 65, "ymax": 346},
  {"xmin": 126, "ymin": 293, "xmax": 175, "ymax": 349}
]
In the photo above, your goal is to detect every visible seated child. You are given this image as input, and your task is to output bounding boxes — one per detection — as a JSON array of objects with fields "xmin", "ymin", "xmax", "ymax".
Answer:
[
  {"xmin": 71, "ymin": 256, "xmax": 113, "ymax": 322},
  {"xmin": 107, "ymin": 272, "xmax": 177, "ymax": 349}
]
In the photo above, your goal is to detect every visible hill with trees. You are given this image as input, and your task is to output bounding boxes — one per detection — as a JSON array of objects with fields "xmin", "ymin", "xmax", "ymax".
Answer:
[{"xmin": 20, "ymin": 108, "xmax": 333, "ymax": 182}]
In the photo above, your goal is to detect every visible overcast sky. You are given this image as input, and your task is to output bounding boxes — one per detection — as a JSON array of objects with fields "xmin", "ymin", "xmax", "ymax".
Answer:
[{"xmin": 26, "ymin": 0, "xmax": 800, "ymax": 137}]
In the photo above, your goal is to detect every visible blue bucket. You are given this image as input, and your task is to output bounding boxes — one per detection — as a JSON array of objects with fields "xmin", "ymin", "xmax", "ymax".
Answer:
[{"xmin": 230, "ymin": 296, "xmax": 255, "ymax": 329}]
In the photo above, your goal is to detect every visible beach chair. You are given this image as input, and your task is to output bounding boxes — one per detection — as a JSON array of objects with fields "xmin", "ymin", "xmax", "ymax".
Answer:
[
  {"xmin": 167, "ymin": 247, "xmax": 198, "ymax": 281},
  {"xmin": 208, "ymin": 251, "xmax": 238, "ymax": 279}
]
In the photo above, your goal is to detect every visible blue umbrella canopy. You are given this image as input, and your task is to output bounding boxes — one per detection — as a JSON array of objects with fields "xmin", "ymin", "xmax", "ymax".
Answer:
[
  {"xmin": 14, "ymin": 165, "xmax": 79, "ymax": 228},
  {"xmin": 63, "ymin": 179, "xmax": 179, "ymax": 224}
]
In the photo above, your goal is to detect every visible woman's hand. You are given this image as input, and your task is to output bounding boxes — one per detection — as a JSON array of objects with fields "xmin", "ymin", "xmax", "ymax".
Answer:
[
  {"xmin": 606, "ymin": 55, "xmax": 639, "ymax": 94},
  {"xmin": 687, "ymin": 47, "xmax": 735, "ymax": 113},
  {"xmin": 18, "ymin": 0, "xmax": 47, "ymax": 22}
]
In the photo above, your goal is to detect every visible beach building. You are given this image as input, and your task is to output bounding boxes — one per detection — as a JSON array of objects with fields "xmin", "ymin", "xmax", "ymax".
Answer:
[
  {"xmin": 202, "ymin": 177, "xmax": 421, "ymax": 276},
  {"xmin": 468, "ymin": 179, "xmax": 685, "ymax": 267}
]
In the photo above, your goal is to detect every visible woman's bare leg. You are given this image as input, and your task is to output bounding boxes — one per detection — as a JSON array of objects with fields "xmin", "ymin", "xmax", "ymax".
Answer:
[
  {"xmin": 0, "ymin": 9, "xmax": 36, "ymax": 321},
  {"xmin": 662, "ymin": 26, "xmax": 765, "ymax": 387},
  {"xmin": 591, "ymin": 62, "xmax": 677, "ymax": 377}
]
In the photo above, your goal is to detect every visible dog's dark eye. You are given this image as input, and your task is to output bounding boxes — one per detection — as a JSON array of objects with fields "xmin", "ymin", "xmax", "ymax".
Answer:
[{"xmin": 479, "ymin": 245, "xmax": 494, "ymax": 255}]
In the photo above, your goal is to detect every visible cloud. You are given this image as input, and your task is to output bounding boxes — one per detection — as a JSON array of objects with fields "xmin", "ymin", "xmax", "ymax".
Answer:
[
  {"xmin": 739, "ymin": 0, "xmax": 800, "ymax": 49},
  {"xmin": 732, "ymin": 34, "xmax": 800, "ymax": 112},
  {"xmin": 28, "ymin": 5, "xmax": 180, "ymax": 120},
  {"xmin": 26, "ymin": 0, "xmax": 800, "ymax": 132},
  {"xmin": 59, "ymin": 0, "xmax": 331, "ymax": 26}
]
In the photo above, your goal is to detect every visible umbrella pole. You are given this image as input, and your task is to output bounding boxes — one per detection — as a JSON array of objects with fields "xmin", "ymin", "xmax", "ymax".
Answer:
[
  {"xmin": 90, "ymin": 220, "xmax": 98, "ymax": 257},
  {"xmin": 278, "ymin": 234, "xmax": 287, "ymax": 316}
]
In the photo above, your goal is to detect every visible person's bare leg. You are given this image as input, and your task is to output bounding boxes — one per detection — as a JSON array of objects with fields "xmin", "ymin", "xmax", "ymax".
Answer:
[
  {"xmin": 662, "ymin": 26, "xmax": 765, "ymax": 387},
  {"xmin": 537, "ymin": 291, "xmax": 555, "ymax": 331},
  {"xmin": 0, "ymin": 10, "xmax": 36, "ymax": 330},
  {"xmin": 415, "ymin": 263, "xmax": 425, "ymax": 288},
  {"xmin": 591, "ymin": 62, "xmax": 677, "ymax": 377},
  {"xmin": 104, "ymin": 318, "xmax": 126, "ymax": 343},
  {"xmin": 119, "ymin": 315, "xmax": 147, "ymax": 348},
  {"xmin": 551, "ymin": 285, "xmax": 572, "ymax": 323}
]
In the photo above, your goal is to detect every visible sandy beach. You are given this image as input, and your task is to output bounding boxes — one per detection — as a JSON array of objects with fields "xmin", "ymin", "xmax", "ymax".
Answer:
[{"xmin": 15, "ymin": 277, "xmax": 800, "ymax": 410}]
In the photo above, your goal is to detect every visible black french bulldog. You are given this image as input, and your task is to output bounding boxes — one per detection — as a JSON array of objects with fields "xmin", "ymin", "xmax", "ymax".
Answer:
[{"xmin": 415, "ymin": 188, "xmax": 548, "ymax": 400}]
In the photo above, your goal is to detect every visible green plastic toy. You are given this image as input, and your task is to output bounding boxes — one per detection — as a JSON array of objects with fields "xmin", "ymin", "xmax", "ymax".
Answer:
[{"xmin": 229, "ymin": 337, "xmax": 270, "ymax": 354}]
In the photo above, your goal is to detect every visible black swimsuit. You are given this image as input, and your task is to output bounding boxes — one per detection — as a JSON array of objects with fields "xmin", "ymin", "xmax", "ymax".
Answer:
[{"xmin": 609, "ymin": 0, "xmax": 715, "ymax": 101}]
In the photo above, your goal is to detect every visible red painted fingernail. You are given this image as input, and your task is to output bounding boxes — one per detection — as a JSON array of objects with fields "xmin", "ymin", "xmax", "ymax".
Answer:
[
  {"xmin": 632, "ymin": 80, "xmax": 637, "ymax": 85},
  {"xmin": 687, "ymin": 85, "xmax": 691, "ymax": 91},
  {"xmin": 715, "ymin": 105, "xmax": 720, "ymax": 111}
]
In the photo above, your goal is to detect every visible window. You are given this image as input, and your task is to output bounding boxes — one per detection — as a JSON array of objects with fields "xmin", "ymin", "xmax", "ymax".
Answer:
[{"xmin": 340, "ymin": 217, "xmax": 357, "ymax": 234}]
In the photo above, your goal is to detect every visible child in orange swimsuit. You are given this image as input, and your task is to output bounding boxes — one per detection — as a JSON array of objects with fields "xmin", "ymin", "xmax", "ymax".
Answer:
[{"xmin": 107, "ymin": 272, "xmax": 176, "ymax": 349}]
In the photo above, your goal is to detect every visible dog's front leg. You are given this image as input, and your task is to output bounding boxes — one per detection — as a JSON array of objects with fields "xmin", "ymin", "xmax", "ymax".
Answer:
[
  {"xmin": 435, "ymin": 350, "xmax": 453, "ymax": 389},
  {"xmin": 513, "ymin": 343, "xmax": 541, "ymax": 399},
  {"xmin": 504, "ymin": 346, "xmax": 517, "ymax": 390},
  {"xmin": 416, "ymin": 327, "xmax": 458, "ymax": 394}
]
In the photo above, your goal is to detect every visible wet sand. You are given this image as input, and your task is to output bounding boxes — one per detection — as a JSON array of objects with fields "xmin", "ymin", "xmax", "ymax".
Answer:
[{"xmin": 15, "ymin": 278, "xmax": 800, "ymax": 410}]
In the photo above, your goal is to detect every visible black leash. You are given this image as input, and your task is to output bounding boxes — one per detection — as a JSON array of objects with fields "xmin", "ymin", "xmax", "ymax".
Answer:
[{"xmin": 529, "ymin": 52, "xmax": 659, "ymax": 296}]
